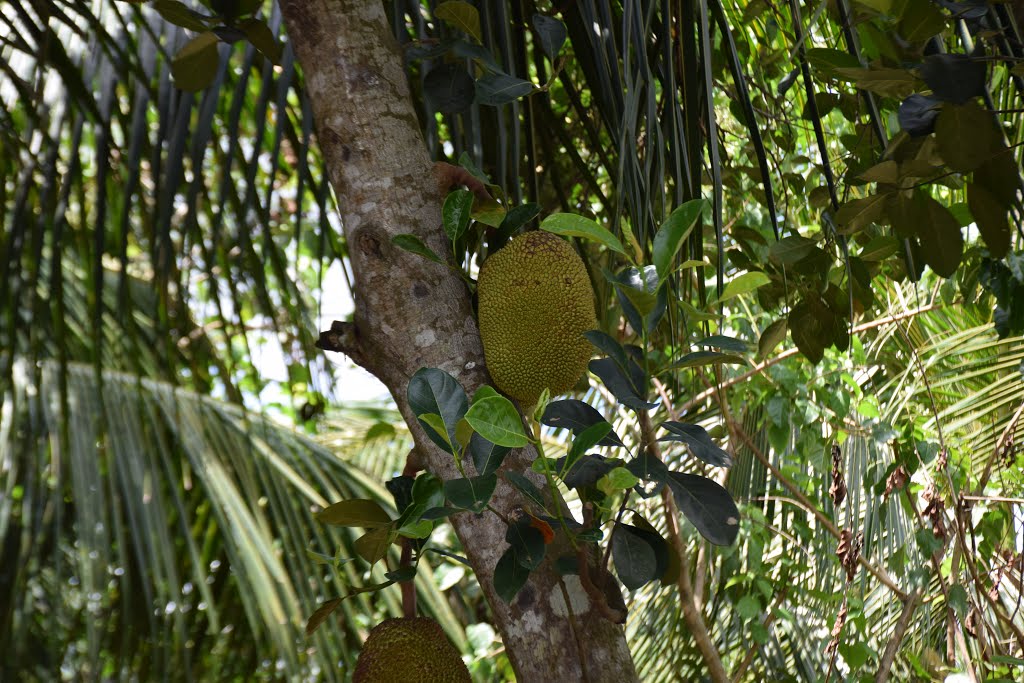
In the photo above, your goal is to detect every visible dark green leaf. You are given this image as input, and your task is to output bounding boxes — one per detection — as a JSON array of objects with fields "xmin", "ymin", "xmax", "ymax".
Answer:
[
  {"xmin": 612, "ymin": 524, "xmax": 659, "ymax": 590},
  {"xmin": 408, "ymin": 368, "xmax": 468, "ymax": 455},
  {"xmin": 788, "ymin": 295, "xmax": 835, "ymax": 364},
  {"xmin": 532, "ymin": 14, "xmax": 567, "ymax": 59},
  {"xmin": 665, "ymin": 472, "xmax": 740, "ymax": 546},
  {"xmin": 238, "ymin": 18, "xmax": 281, "ymax": 64},
  {"xmin": 768, "ymin": 235, "xmax": 817, "ymax": 266},
  {"xmin": 444, "ymin": 474, "xmax": 498, "ymax": 513},
  {"xmin": 317, "ymin": 499, "xmax": 392, "ymax": 528},
  {"xmin": 305, "ymin": 598, "xmax": 343, "ymax": 636},
  {"xmin": 497, "ymin": 202, "xmax": 541, "ymax": 240},
  {"xmin": 353, "ymin": 527, "xmax": 392, "ymax": 564},
  {"xmin": 653, "ymin": 199, "xmax": 705, "ymax": 283},
  {"xmin": 758, "ymin": 318, "xmax": 788, "ymax": 359},
  {"xmin": 424, "ymin": 64, "xmax": 475, "ymax": 113},
  {"xmin": 916, "ymin": 195, "xmax": 964, "ymax": 277},
  {"xmin": 670, "ymin": 351, "xmax": 747, "ymax": 369},
  {"xmin": 697, "ymin": 335, "xmax": 750, "ymax": 353},
  {"xmin": 564, "ymin": 422, "xmax": 613, "ymax": 472},
  {"xmin": 506, "ymin": 518, "xmax": 546, "ymax": 570},
  {"xmin": 154, "ymin": 0, "xmax": 209, "ymax": 31},
  {"xmin": 469, "ymin": 432, "xmax": 510, "ymax": 476},
  {"xmin": 494, "ymin": 547, "xmax": 530, "ymax": 602},
  {"xmin": 559, "ymin": 454, "xmax": 615, "ymax": 489},
  {"xmin": 171, "ymin": 32, "xmax": 220, "ymax": 92},
  {"xmin": 475, "ymin": 72, "xmax": 534, "ymax": 106},
  {"xmin": 589, "ymin": 357, "xmax": 658, "ymax": 412},
  {"xmin": 540, "ymin": 399, "xmax": 626, "ymax": 448},
  {"xmin": 659, "ymin": 422, "xmax": 733, "ymax": 467},
  {"xmin": 968, "ymin": 183, "xmax": 1011, "ymax": 259},
  {"xmin": 392, "ymin": 234, "xmax": 446, "ymax": 265},
  {"xmin": 505, "ymin": 472, "xmax": 547, "ymax": 511},
  {"xmin": 442, "ymin": 189, "xmax": 474, "ymax": 243},
  {"xmin": 935, "ymin": 101, "xmax": 999, "ymax": 172},
  {"xmin": 920, "ymin": 54, "xmax": 985, "ymax": 105}
]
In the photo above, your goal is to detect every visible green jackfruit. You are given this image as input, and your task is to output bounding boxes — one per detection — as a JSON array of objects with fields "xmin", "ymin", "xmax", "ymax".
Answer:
[
  {"xmin": 477, "ymin": 230, "xmax": 597, "ymax": 406},
  {"xmin": 353, "ymin": 617, "xmax": 470, "ymax": 683}
]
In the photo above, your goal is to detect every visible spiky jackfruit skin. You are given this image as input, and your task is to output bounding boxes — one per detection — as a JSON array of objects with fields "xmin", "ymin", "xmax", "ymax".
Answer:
[
  {"xmin": 353, "ymin": 617, "xmax": 470, "ymax": 683},
  {"xmin": 477, "ymin": 231, "xmax": 597, "ymax": 406}
]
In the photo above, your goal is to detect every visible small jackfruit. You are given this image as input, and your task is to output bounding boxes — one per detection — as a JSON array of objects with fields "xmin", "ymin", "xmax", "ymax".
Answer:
[
  {"xmin": 353, "ymin": 616, "xmax": 471, "ymax": 683},
  {"xmin": 477, "ymin": 231, "xmax": 597, "ymax": 406}
]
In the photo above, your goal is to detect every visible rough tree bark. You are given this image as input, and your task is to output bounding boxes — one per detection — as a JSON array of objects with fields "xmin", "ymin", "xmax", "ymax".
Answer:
[{"xmin": 278, "ymin": 1, "xmax": 639, "ymax": 680}]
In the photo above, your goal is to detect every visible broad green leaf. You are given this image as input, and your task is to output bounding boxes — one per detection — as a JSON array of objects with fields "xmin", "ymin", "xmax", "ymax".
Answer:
[
  {"xmin": 665, "ymin": 472, "xmax": 740, "ymax": 546},
  {"xmin": 408, "ymin": 368, "xmax": 468, "ymax": 455},
  {"xmin": 475, "ymin": 72, "xmax": 534, "ymax": 106},
  {"xmin": 540, "ymin": 399, "xmax": 626, "ymax": 448},
  {"xmin": 424, "ymin": 64, "xmax": 475, "ymax": 113},
  {"xmin": 305, "ymin": 598, "xmax": 343, "ymax": 636},
  {"xmin": 171, "ymin": 32, "xmax": 220, "ymax": 92},
  {"xmin": 718, "ymin": 272, "xmax": 771, "ymax": 302},
  {"xmin": 532, "ymin": 14, "xmax": 567, "ymax": 59},
  {"xmin": 659, "ymin": 422, "xmax": 733, "ymax": 467},
  {"xmin": 419, "ymin": 413, "xmax": 454, "ymax": 451},
  {"xmin": 653, "ymin": 199, "xmax": 705, "ymax": 283},
  {"xmin": 434, "ymin": 1, "xmax": 482, "ymax": 42},
  {"xmin": 916, "ymin": 196, "xmax": 963, "ymax": 277},
  {"xmin": 562, "ymin": 421, "xmax": 613, "ymax": 474},
  {"xmin": 612, "ymin": 524, "xmax": 658, "ymax": 590},
  {"xmin": 442, "ymin": 189, "xmax": 474, "ymax": 243},
  {"xmin": 968, "ymin": 182, "xmax": 1011, "ymax": 259},
  {"xmin": 154, "ymin": 0, "xmax": 208, "ymax": 31},
  {"xmin": 392, "ymin": 234, "xmax": 446, "ymax": 265},
  {"xmin": 505, "ymin": 518, "xmax": 546, "ymax": 570},
  {"xmin": 444, "ymin": 475, "xmax": 498, "ymax": 513},
  {"xmin": 494, "ymin": 547, "xmax": 530, "ymax": 602},
  {"xmin": 353, "ymin": 527, "xmax": 392, "ymax": 564},
  {"xmin": 670, "ymin": 351, "xmax": 746, "ymax": 368},
  {"xmin": 758, "ymin": 318, "xmax": 788, "ymax": 359},
  {"xmin": 835, "ymin": 193, "xmax": 891, "ymax": 234},
  {"xmin": 600, "ymin": 467, "xmax": 639, "ymax": 491},
  {"xmin": 317, "ymin": 499, "xmax": 392, "ymax": 528},
  {"xmin": 768, "ymin": 235, "xmax": 816, "ymax": 265},
  {"xmin": 805, "ymin": 48, "xmax": 861, "ymax": 75},
  {"xmin": 469, "ymin": 433, "xmax": 510, "ymax": 476},
  {"xmin": 541, "ymin": 213, "xmax": 626, "ymax": 255},
  {"xmin": 238, "ymin": 18, "xmax": 281, "ymax": 64},
  {"xmin": 857, "ymin": 236, "xmax": 901, "ymax": 262},
  {"xmin": 464, "ymin": 395, "xmax": 530, "ymax": 447},
  {"xmin": 504, "ymin": 472, "xmax": 548, "ymax": 510},
  {"xmin": 834, "ymin": 67, "xmax": 917, "ymax": 98},
  {"xmin": 935, "ymin": 101, "xmax": 999, "ymax": 172}
]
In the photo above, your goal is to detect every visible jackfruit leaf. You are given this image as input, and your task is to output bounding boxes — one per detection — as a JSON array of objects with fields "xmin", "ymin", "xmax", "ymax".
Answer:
[
  {"xmin": 442, "ymin": 189, "xmax": 474, "ymax": 244},
  {"xmin": 434, "ymin": 0, "xmax": 482, "ymax": 42},
  {"xmin": 464, "ymin": 395, "xmax": 530, "ymax": 447},
  {"xmin": 768, "ymin": 235, "xmax": 816, "ymax": 266},
  {"xmin": 540, "ymin": 213, "xmax": 627, "ymax": 256},
  {"xmin": 624, "ymin": 518, "xmax": 670, "ymax": 580},
  {"xmin": 916, "ymin": 196, "xmax": 963, "ymax": 277},
  {"xmin": 898, "ymin": 94, "xmax": 941, "ymax": 137},
  {"xmin": 540, "ymin": 399, "xmax": 626, "ymax": 448},
  {"xmin": 718, "ymin": 271, "xmax": 771, "ymax": 302},
  {"xmin": 935, "ymin": 101, "xmax": 999, "ymax": 172},
  {"xmin": 506, "ymin": 518, "xmax": 546, "ymax": 570},
  {"xmin": 562, "ymin": 422, "xmax": 613, "ymax": 475},
  {"xmin": 788, "ymin": 295, "xmax": 834, "ymax": 364},
  {"xmin": 530, "ymin": 456, "xmax": 560, "ymax": 475},
  {"xmin": 653, "ymin": 199, "xmax": 705, "ymax": 284},
  {"xmin": 900, "ymin": 0, "xmax": 947, "ymax": 41},
  {"xmin": 397, "ymin": 519, "xmax": 433, "ymax": 539},
  {"xmin": 386, "ymin": 475, "xmax": 415, "ymax": 513},
  {"xmin": 450, "ymin": 39, "xmax": 501, "ymax": 72},
  {"xmin": 497, "ymin": 202, "xmax": 540, "ymax": 241},
  {"xmin": 833, "ymin": 67, "xmax": 917, "ymax": 98},
  {"xmin": 317, "ymin": 499, "xmax": 393, "ymax": 528},
  {"xmin": 305, "ymin": 598, "xmax": 344, "ymax": 636},
  {"xmin": 354, "ymin": 527, "xmax": 392, "ymax": 564},
  {"xmin": 419, "ymin": 413, "xmax": 454, "ymax": 452},
  {"xmin": 532, "ymin": 14, "xmax": 567, "ymax": 59},
  {"xmin": 238, "ymin": 18, "xmax": 281, "ymax": 64},
  {"xmin": 504, "ymin": 472, "xmax": 548, "ymax": 511},
  {"xmin": 626, "ymin": 449, "xmax": 670, "ymax": 486},
  {"xmin": 758, "ymin": 318, "xmax": 788, "ymax": 359},
  {"xmin": 454, "ymin": 418, "xmax": 474, "ymax": 451},
  {"xmin": 919, "ymin": 54, "xmax": 985, "ymax": 104},
  {"xmin": 171, "ymin": 31, "xmax": 220, "ymax": 92},
  {"xmin": 858, "ymin": 235, "xmax": 901, "ymax": 262},
  {"xmin": 974, "ymin": 148, "xmax": 1020, "ymax": 205},
  {"xmin": 558, "ymin": 454, "xmax": 615, "ymax": 489},
  {"xmin": 474, "ymin": 72, "xmax": 534, "ymax": 105},
  {"xmin": 608, "ymin": 266, "xmax": 667, "ymax": 333},
  {"xmin": 423, "ymin": 64, "xmax": 475, "ymax": 113},
  {"xmin": 698, "ymin": 335, "xmax": 750, "ymax": 353},
  {"xmin": 835, "ymin": 193, "xmax": 891, "ymax": 234},
  {"xmin": 968, "ymin": 183, "xmax": 1011, "ymax": 259},
  {"xmin": 805, "ymin": 47, "xmax": 861, "ymax": 76},
  {"xmin": 659, "ymin": 422, "xmax": 733, "ymax": 467},
  {"xmin": 665, "ymin": 472, "xmax": 740, "ymax": 546},
  {"xmin": 669, "ymin": 351, "xmax": 747, "ymax": 369},
  {"xmin": 384, "ymin": 566, "xmax": 418, "ymax": 584},
  {"xmin": 589, "ymin": 357, "xmax": 659, "ymax": 412},
  {"xmin": 391, "ymin": 234, "xmax": 446, "ymax": 265},
  {"xmin": 408, "ymin": 368, "xmax": 468, "ymax": 455},
  {"xmin": 421, "ymin": 506, "xmax": 459, "ymax": 521},
  {"xmin": 494, "ymin": 547, "xmax": 531, "ymax": 602},
  {"xmin": 469, "ymin": 432, "xmax": 510, "ymax": 476},
  {"xmin": 612, "ymin": 523, "xmax": 659, "ymax": 590},
  {"xmin": 584, "ymin": 330, "xmax": 629, "ymax": 369},
  {"xmin": 424, "ymin": 547, "xmax": 472, "ymax": 566},
  {"xmin": 444, "ymin": 475, "xmax": 498, "ymax": 513},
  {"xmin": 154, "ymin": 0, "xmax": 208, "ymax": 31},
  {"xmin": 396, "ymin": 473, "xmax": 444, "ymax": 535},
  {"xmin": 598, "ymin": 467, "xmax": 639, "ymax": 494},
  {"xmin": 471, "ymin": 385, "xmax": 500, "ymax": 403}
]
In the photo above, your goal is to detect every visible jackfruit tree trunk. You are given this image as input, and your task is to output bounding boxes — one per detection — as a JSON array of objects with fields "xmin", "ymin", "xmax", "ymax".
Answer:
[{"xmin": 278, "ymin": 1, "xmax": 639, "ymax": 681}]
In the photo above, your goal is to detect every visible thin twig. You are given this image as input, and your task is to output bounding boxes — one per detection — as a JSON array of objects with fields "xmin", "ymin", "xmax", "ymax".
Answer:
[{"xmin": 874, "ymin": 590, "xmax": 922, "ymax": 683}]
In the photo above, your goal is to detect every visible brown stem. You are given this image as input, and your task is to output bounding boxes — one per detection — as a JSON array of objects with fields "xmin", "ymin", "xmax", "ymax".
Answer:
[
  {"xmin": 874, "ymin": 590, "xmax": 922, "ymax": 683},
  {"xmin": 638, "ymin": 410, "xmax": 729, "ymax": 683}
]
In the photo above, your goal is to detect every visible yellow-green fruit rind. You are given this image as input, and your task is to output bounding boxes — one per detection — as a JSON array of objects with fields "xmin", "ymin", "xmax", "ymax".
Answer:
[
  {"xmin": 353, "ymin": 617, "xmax": 471, "ymax": 683},
  {"xmin": 477, "ymin": 231, "xmax": 597, "ymax": 406}
]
